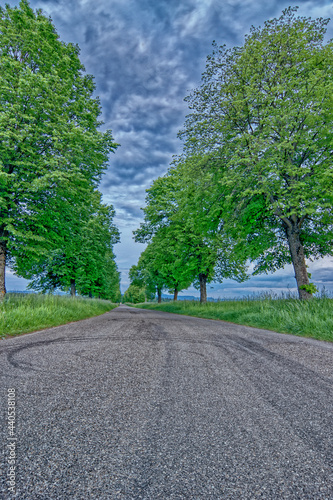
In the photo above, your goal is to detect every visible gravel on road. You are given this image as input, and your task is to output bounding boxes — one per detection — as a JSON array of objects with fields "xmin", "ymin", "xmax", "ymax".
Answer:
[{"xmin": 1, "ymin": 304, "xmax": 332, "ymax": 499}]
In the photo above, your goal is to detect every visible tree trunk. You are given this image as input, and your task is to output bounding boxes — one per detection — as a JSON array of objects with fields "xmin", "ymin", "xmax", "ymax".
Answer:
[
  {"xmin": 199, "ymin": 273, "xmax": 208, "ymax": 304},
  {"xmin": 173, "ymin": 289, "xmax": 178, "ymax": 301},
  {"xmin": 70, "ymin": 279, "xmax": 76, "ymax": 297},
  {"xmin": 285, "ymin": 223, "xmax": 312, "ymax": 300},
  {"xmin": 0, "ymin": 240, "xmax": 6, "ymax": 299},
  {"xmin": 157, "ymin": 287, "xmax": 162, "ymax": 303}
]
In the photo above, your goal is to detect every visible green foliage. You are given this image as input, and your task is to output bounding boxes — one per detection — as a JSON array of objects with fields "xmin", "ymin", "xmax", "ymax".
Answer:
[
  {"xmin": 0, "ymin": 293, "xmax": 117, "ymax": 338},
  {"xmin": 134, "ymin": 157, "xmax": 248, "ymax": 301},
  {"xmin": 179, "ymin": 7, "xmax": 333, "ymax": 298},
  {"xmin": 131, "ymin": 8, "xmax": 333, "ymax": 301},
  {"xmin": 93, "ymin": 253, "xmax": 121, "ymax": 302},
  {"xmin": 299, "ymin": 283, "xmax": 318, "ymax": 295},
  {"xmin": 122, "ymin": 284, "xmax": 146, "ymax": 304},
  {"xmin": 0, "ymin": 0, "xmax": 119, "ymax": 292},
  {"xmin": 129, "ymin": 250, "xmax": 164, "ymax": 301},
  {"xmin": 20, "ymin": 190, "xmax": 121, "ymax": 300},
  {"xmin": 137, "ymin": 297, "xmax": 333, "ymax": 342}
]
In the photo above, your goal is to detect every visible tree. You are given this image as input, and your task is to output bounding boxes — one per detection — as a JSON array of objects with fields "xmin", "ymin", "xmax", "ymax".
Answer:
[
  {"xmin": 134, "ymin": 159, "xmax": 247, "ymax": 302},
  {"xmin": 0, "ymin": 1, "xmax": 118, "ymax": 296},
  {"xmin": 81, "ymin": 250, "xmax": 121, "ymax": 302},
  {"xmin": 122, "ymin": 284, "xmax": 146, "ymax": 304},
  {"xmin": 181, "ymin": 7, "xmax": 333, "ymax": 299},
  {"xmin": 148, "ymin": 232, "xmax": 194, "ymax": 301},
  {"xmin": 134, "ymin": 171, "xmax": 203, "ymax": 300},
  {"xmin": 72, "ymin": 198, "xmax": 120, "ymax": 298},
  {"xmin": 100, "ymin": 255, "xmax": 121, "ymax": 302},
  {"xmin": 129, "ymin": 248, "xmax": 165, "ymax": 303},
  {"xmin": 21, "ymin": 191, "xmax": 121, "ymax": 299}
]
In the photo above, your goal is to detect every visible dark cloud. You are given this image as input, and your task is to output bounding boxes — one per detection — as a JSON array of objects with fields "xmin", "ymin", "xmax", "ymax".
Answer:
[
  {"xmin": 7, "ymin": 0, "xmax": 333, "ymax": 294},
  {"xmin": 311, "ymin": 265, "xmax": 333, "ymax": 285}
]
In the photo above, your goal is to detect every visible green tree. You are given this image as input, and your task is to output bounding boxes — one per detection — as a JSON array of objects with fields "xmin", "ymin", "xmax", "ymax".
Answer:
[
  {"xmin": 134, "ymin": 171, "xmax": 202, "ymax": 300},
  {"xmin": 0, "ymin": 1, "xmax": 118, "ymax": 297},
  {"xmin": 134, "ymin": 159, "xmax": 247, "ymax": 302},
  {"xmin": 181, "ymin": 7, "xmax": 333, "ymax": 299},
  {"xmin": 73, "ymin": 198, "xmax": 120, "ymax": 298},
  {"xmin": 97, "ymin": 253, "xmax": 121, "ymax": 302},
  {"xmin": 129, "ymin": 249, "xmax": 164, "ymax": 303},
  {"xmin": 80, "ymin": 250, "xmax": 121, "ymax": 302},
  {"xmin": 122, "ymin": 284, "xmax": 146, "ymax": 304},
  {"xmin": 22, "ymin": 191, "xmax": 120, "ymax": 299},
  {"xmin": 146, "ymin": 232, "xmax": 194, "ymax": 301}
]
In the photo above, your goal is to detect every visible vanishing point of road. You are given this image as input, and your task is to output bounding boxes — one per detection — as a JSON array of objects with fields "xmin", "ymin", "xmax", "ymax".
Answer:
[{"xmin": 1, "ymin": 305, "xmax": 332, "ymax": 499}]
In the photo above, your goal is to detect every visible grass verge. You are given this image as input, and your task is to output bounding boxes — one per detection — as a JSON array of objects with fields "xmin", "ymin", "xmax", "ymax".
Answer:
[
  {"xmin": 135, "ymin": 299, "xmax": 333, "ymax": 342},
  {"xmin": 0, "ymin": 294, "xmax": 118, "ymax": 338}
]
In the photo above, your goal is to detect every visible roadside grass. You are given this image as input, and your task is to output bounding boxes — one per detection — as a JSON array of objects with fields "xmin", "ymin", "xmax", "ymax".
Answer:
[
  {"xmin": 0, "ymin": 294, "xmax": 118, "ymax": 338},
  {"xmin": 135, "ymin": 298, "xmax": 333, "ymax": 342}
]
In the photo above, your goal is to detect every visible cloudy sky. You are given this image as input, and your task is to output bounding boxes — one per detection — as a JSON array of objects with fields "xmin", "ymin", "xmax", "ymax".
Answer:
[{"xmin": 6, "ymin": 0, "xmax": 333, "ymax": 297}]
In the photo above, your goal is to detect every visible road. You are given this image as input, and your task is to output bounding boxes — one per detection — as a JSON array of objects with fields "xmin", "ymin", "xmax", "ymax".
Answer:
[{"xmin": 1, "ymin": 304, "xmax": 332, "ymax": 499}]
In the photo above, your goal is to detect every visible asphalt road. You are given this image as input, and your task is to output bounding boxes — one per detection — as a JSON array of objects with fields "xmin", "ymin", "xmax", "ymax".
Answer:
[{"xmin": 1, "ymin": 304, "xmax": 332, "ymax": 499}]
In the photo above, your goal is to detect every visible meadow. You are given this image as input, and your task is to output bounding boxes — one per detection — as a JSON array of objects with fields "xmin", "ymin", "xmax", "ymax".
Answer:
[
  {"xmin": 0, "ymin": 294, "xmax": 118, "ymax": 338},
  {"xmin": 136, "ymin": 297, "xmax": 333, "ymax": 342}
]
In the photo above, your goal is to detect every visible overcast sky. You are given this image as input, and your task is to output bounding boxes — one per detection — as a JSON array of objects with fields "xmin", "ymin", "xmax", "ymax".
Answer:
[{"xmin": 6, "ymin": 0, "xmax": 333, "ymax": 297}]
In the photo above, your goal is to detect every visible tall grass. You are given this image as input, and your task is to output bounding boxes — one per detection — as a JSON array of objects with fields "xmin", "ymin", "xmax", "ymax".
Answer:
[
  {"xmin": 0, "ymin": 293, "xmax": 118, "ymax": 338},
  {"xmin": 137, "ymin": 298, "xmax": 333, "ymax": 342}
]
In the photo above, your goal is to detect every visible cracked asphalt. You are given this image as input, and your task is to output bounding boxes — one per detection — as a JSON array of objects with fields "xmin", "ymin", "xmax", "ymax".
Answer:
[{"xmin": 1, "ymin": 304, "xmax": 332, "ymax": 499}]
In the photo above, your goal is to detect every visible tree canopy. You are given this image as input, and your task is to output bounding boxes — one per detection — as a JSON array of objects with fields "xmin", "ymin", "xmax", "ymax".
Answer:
[
  {"xmin": 179, "ymin": 7, "xmax": 333, "ymax": 299},
  {"xmin": 22, "ymin": 190, "xmax": 121, "ymax": 300},
  {"xmin": 0, "ymin": 0, "xmax": 119, "ymax": 298},
  {"xmin": 134, "ymin": 158, "xmax": 247, "ymax": 302}
]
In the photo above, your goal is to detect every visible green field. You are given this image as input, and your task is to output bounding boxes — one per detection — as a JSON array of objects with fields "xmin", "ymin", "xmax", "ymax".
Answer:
[
  {"xmin": 136, "ymin": 298, "xmax": 333, "ymax": 342},
  {"xmin": 0, "ymin": 294, "xmax": 118, "ymax": 338}
]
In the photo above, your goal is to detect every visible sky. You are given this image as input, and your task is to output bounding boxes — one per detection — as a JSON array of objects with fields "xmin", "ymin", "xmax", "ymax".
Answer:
[{"xmin": 6, "ymin": 0, "xmax": 333, "ymax": 297}]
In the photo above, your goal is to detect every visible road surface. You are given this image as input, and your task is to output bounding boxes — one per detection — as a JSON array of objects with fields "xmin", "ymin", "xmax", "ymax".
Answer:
[{"xmin": 1, "ymin": 305, "xmax": 332, "ymax": 499}]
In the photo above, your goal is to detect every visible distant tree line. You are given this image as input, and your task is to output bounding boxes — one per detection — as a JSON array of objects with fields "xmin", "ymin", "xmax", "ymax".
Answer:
[
  {"xmin": 0, "ymin": 1, "xmax": 121, "ymax": 301},
  {"xmin": 129, "ymin": 7, "xmax": 333, "ymax": 302}
]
